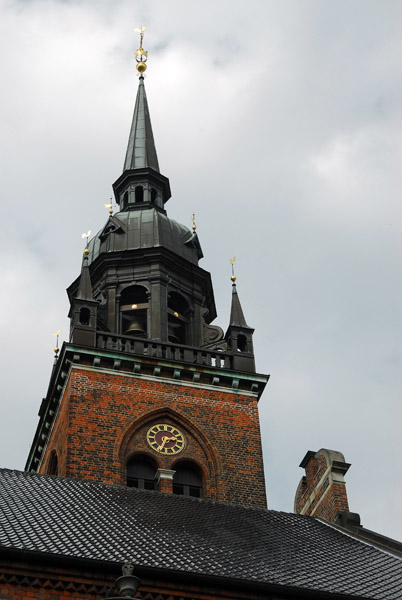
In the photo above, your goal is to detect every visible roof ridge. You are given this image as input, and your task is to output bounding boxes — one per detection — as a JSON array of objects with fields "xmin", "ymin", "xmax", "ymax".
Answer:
[{"xmin": 316, "ymin": 516, "xmax": 402, "ymax": 560}]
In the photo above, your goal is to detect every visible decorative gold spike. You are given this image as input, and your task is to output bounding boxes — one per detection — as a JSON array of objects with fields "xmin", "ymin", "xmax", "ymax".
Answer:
[
  {"xmin": 230, "ymin": 257, "xmax": 237, "ymax": 282},
  {"xmin": 104, "ymin": 195, "xmax": 114, "ymax": 215},
  {"xmin": 53, "ymin": 329, "xmax": 60, "ymax": 356},
  {"xmin": 192, "ymin": 212, "xmax": 197, "ymax": 232},
  {"xmin": 134, "ymin": 26, "xmax": 148, "ymax": 75}
]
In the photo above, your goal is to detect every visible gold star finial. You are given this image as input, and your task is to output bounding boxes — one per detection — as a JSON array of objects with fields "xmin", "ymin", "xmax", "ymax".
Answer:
[
  {"xmin": 134, "ymin": 26, "xmax": 148, "ymax": 75},
  {"xmin": 230, "ymin": 257, "xmax": 237, "ymax": 282},
  {"xmin": 192, "ymin": 212, "xmax": 197, "ymax": 232}
]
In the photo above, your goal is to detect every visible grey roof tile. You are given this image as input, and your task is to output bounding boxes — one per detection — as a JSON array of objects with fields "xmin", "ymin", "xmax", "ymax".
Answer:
[{"xmin": 0, "ymin": 469, "xmax": 401, "ymax": 599}]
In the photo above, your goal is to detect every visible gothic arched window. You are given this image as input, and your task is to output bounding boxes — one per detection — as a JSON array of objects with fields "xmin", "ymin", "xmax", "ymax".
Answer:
[
  {"xmin": 127, "ymin": 454, "xmax": 157, "ymax": 490},
  {"xmin": 120, "ymin": 285, "xmax": 149, "ymax": 337},
  {"xmin": 173, "ymin": 460, "xmax": 203, "ymax": 498},
  {"xmin": 48, "ymin": 450, "xmax": 58, "ymax": 476},
  {"xmin": 167, "ymin": 292, "xmax": 190, "ymax": 345}
]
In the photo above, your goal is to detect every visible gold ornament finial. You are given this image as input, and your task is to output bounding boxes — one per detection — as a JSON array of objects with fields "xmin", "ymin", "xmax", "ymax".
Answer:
[
  {"xmin": 134, "ymin": 26, "xmax": 148, "ymax": 75},
  {"xmin": 53, "ymin": 328, "xmax": 60, "ymax": 356},
  {"xmin": 230, "ymin": 257, "xmax": 237, "ymax": 282},
  {"xmin": 192, "ymin": 212, "xmax": 197, "ymax": 232},
  {"xmin": 104, "ymin": 195, "xmax": 114, "ymax": 215},
  {"xmin": 82, "ymin": 230, "xmax": 91, "ymax": 255}
]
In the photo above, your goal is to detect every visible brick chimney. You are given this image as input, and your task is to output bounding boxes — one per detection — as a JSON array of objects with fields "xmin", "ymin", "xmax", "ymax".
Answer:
[{"xmin": 294, "ymin": 448, "xmax": 350, "ymax": 522}]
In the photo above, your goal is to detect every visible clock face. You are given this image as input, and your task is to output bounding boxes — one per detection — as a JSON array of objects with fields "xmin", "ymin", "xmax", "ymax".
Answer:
[{"xmin": 146, "ymin": 424, "xmax": 185, "ymax": 455}]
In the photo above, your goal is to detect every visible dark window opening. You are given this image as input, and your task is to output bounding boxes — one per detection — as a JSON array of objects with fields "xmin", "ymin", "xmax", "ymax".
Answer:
[
  {"xmin": 48, "ymin": 450, "xmax": 58, "ymax": 476},
  {"xmin": 173, "ymin": 461, "xmax": 202, "ymax": 498},
  {"xmin": 120, "ymin": 285, "xmax": 149, "ymax": 337},
  {"xmin": 135, "ymin": 186, "xmax": 144, "ymax": 203},
  {"xmin": 79, "ymin": 307, "xmax": 90, "ymax": 326},
  {"xmin": 123, "ymin": 190, "xmax": 129, "ymax": 206},
  {"xmin": 167, "ymin": 292, "xmax": 190, "ymax": 345},
  {"xmin": 151, "ymin": 188, "xmax": 158, "ymax": 203},
  {"xmin": 127, "ymin": 455, "xmax": 157, "ymax": 490},
  {"xmin": 237, "ymin": 334, "xmax": 248, "ymax": 352}
]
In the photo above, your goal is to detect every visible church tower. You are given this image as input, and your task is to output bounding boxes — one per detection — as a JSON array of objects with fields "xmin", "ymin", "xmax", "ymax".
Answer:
[{"xmin": 25, "ymin": 34, "xmax": 269, "ymax": 508}]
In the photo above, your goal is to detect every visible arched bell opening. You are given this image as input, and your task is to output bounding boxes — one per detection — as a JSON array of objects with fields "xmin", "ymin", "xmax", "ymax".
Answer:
[
  {"xmin": 79, "ymin": 307, "xmax": 90, "ymax": 326},
  {"xmin": 120, "ymin": 285, "xmax": 149, "ymax": 337},
  {"xmin": 135, "ymin": 185, "xmax": 144, "ymax": 203},
  {"xmin": 150, "ymin": 188, "xmax": 158, "ymax": 204},
  {"xmin": 172, "ymin": 460, "xmax": 203, "ymax": 498},
  {"xmin": 167, "ymin": 292, "xmax": 190, "ymax": 345},
  {"xmin": 127, "ymin": 453, "xmax": 158, "ymax": 490},
  {"xmin": 237, "ymin": 333, "xmax": 248, "ymax": 352}
]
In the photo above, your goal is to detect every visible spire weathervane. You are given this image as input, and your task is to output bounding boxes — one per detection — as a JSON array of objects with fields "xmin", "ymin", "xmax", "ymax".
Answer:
[
  {"xmin": 82, "ymin": 230, "xmax": 91, "ymax": 255},
  {"xmin": 192, "ymin": 212, "xmax": 197, "ymax": 232},
  {"xmin": 230, "ymin": 257, "xmax": 237, "ymax": 282},
  {"xmin": 134, "ymin": 26, "xmax": 148, "ymax": 75}
]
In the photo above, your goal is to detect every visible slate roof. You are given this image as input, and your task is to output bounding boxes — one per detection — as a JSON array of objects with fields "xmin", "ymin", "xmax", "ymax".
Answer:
[{"xmin": 0, "ymin": 469, "xmax": 401, "ymax": 599}]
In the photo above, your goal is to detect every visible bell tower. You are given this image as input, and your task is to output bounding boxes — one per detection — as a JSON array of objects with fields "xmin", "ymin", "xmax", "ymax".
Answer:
[{"xmin": 26, "ymin": 33, "xmax": 269, "ymax": 509}]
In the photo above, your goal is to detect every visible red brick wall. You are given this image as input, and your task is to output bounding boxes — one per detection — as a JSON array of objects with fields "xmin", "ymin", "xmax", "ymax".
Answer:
[{"xmin": 39, "ymin": 366, "xmax": 266, "ymax": 508}]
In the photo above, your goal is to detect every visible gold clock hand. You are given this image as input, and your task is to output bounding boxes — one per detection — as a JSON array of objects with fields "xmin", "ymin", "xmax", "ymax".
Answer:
[{"xmin": 157, "ymin": 435, "xmax": 176, "ymax": 452}]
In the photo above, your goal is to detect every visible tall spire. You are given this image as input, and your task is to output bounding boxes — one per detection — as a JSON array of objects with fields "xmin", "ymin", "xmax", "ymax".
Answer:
[
  {"xmin": 123, "ymin": 28, "xmax": 159, "ymax": 173},
  {"xmin": 123, "ymin": 77, "xmax": 160, "ymax": 173}
]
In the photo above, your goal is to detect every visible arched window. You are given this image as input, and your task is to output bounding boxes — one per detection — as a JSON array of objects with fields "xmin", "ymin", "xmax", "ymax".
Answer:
[
  {"xmin": 48, "ymin": 450, "xmax": 58, "ymax": 476},
  {"xmin": 120, "ymin": 285, "xmax": 149, "ymax": 337},
  {"xmin": 135, "ymin": 186, "xmax": 144, "ymax": 203},
  {"xmin": 127, "ymin": 454, "xmax": 157, "ymax": 490},
  {"xmin": 173, "ymin": 460, "xmax": 203, "ymax": 498},
  {"xmin": 151, "ymin": 188, "xmax": 158, "ymax": 203},
  {"xmin": 167, "ymin": 292, "xmax": 190, "ymax": 345}
]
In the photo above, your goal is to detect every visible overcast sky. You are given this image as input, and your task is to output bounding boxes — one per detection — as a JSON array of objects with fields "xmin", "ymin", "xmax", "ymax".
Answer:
[{"xmin": 0, "ymin": 0, "xmax": 401, "ymax": 541}]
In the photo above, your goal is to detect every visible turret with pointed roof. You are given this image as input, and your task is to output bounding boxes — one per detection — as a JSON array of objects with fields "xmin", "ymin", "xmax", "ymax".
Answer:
[{"xmin": 225, "ymin": 282, "xmax": 256, "ymax": 372}]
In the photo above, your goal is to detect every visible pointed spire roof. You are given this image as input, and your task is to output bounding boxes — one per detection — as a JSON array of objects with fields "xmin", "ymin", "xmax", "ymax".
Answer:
[
  {"xmin": 76, "ymin": 254, "xmax": 94, "ymax": 301},
  {"xmin": 229, "ymin": 283, "xmax": 251, "ymax": 328},
  {"xmin": 123, "ymin": 76, "xmax": 160, "ymax": 173}
]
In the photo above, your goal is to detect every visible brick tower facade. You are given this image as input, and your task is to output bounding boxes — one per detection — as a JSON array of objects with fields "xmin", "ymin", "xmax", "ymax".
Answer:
[{"xmin": 26, "ymin": 47, "xmax": 269, "ymax": 509}]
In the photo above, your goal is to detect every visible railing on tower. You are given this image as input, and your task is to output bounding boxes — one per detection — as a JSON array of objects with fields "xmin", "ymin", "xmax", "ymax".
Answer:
[{"xmin": 96, "ymin": 332, "xmax": 233, "ymax": 370}]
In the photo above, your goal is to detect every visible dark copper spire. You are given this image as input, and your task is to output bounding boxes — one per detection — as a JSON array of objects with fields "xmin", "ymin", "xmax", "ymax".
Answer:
[
  {"xmin": 76, "ymin": 253, "xmax": 94, "ymax": 301},
  {"xmin": 123, "ymin": 30, "xmax": 159, "ymax": 173},
  {"xmin": 229, "ymin": 283, "xmax": 250, "ymax": 328}
]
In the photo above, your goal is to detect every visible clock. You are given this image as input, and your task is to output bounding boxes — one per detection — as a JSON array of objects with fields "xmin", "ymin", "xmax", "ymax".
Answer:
[{"xmin": 146, "ymin": 424, "xmax": 185, "ymax": 455}]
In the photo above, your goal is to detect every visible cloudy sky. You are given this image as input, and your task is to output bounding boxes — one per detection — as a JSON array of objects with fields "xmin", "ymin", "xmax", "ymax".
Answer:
[{"xmin": 0, "ymin": 0, "xmax": 401, "ymax": 540}]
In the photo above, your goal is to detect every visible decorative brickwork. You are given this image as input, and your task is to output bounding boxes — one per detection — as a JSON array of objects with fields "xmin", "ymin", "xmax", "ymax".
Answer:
[
  {"xmin": 39, "ymin": 361, "xmax": 267, "ymax": 508},
  {"xmin": 294, "ymin": 448, "xmax": 350, "ymax": 522},
  {"xmin": 0, "ymin": 563, "xmax": 279, "ymax": 600}
]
